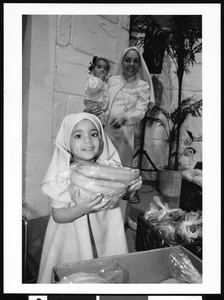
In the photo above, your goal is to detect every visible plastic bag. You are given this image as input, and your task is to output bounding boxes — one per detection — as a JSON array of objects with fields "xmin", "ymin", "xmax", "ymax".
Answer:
[
  {"xmin": 192, "ymin": 174, "xmax": 202, "ymax": 187},
  {"xmin": 69, "ymin": 164, "xmax": 130, "ymax": 209},
  {"xmin": 97, "ymin": 263, "xmax": 127, "ymax": 283},
  {"xmin": 144, "ymin": 196, "xmax": 185, "ymax": 223},
  {"xmin": 182, "ymin": 169, "xmax": 202, "ymax": 187},
  {"xmin": 176, "ymin": 211, "xmax": 202, "ymax": 242},
  {"xmin": 153, "ymin": 220, "xmax": 177, "ymax": 242},
  {"xmin": 59, "ymin": 272, "xmax": 110, "ymax": 283},
  {"xmin": 58, "ymin": 263, "xmax": 126, "ymax": 284},
  {"xmin": 144, "ymin": 197, "xmax": 202, "ymax": 244},
  {"xmin": 167, "ymin": 248, "xmax": 202, "ymax": 283}
]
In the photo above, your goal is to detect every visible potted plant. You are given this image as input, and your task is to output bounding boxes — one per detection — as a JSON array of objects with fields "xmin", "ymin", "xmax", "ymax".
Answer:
[
  {"xmin": 133, "ymin": 15, "xmax": 202, "ymax": 201},
  {"xmin": 149, "ymin": 97, "xmax": 202, "ymax": 199}
]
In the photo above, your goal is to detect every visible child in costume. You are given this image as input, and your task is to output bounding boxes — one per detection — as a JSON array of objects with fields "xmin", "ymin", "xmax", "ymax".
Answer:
[
  {"xmin": 37, "ymin": 113, "xmax": 142, "ymax": 283},
  {"xmin": 84, "ymin": 56, "xmax": 110, "ymax": 125}
]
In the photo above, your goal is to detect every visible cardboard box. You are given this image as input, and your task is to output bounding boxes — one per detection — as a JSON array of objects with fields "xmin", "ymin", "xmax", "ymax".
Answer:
[{"xmin": 52, "ymin": 246, "xmax": 202, "ymax": 283}]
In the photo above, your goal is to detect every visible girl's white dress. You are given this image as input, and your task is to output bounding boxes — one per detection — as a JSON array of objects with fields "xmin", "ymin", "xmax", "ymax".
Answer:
[
  {"xmin": 84, "ymin": 76, "xmax": 109, "ymax": 126},
  {"xmin": 37, "ymin": 203, "xmax": 127, "ymax": 283},
  {"xmin": 37, "ymin": 113, "xmax": 128, "ymax": 283},
  {"xmin": 84, "ymin": 75, "xmax": 109, "ymax": 106}
]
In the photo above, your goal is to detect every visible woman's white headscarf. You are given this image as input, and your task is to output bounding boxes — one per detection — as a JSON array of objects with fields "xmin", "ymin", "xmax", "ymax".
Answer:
[
  {"xmin": 41, "ymin": 112, "xmax": 121, "ymax": 203},
  {"xmin": 114, "ymin": 46, "xmax": 155, "ymax": 105}
]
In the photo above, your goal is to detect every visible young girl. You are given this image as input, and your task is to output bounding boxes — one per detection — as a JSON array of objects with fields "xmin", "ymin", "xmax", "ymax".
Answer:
[
  {"xmin": 84, "ymin": 56, "xmax": 110, "ymax": 125},
  {"xmin": 37, "ymin": 112, "xmax": 142, "ymax": 283}
]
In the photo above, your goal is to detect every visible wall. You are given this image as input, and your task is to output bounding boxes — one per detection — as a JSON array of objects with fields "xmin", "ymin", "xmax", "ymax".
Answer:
[
  {"xmin": 23, "ymin": 15, "xmax": 130, "ymax": 219},
  {"xmin": 52, "ymin": 15, "xmax": 130, "ymax": 141}
]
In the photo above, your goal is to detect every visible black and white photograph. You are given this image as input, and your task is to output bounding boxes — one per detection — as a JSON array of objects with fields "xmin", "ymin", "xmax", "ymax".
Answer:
[{"xmin": 3, "ymin": 2, "xmax": 221, "ymax": 297}]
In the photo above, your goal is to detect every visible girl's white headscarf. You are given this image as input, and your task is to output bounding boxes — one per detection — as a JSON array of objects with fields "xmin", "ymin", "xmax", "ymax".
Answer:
[
  {"xmin": 41, "ymin": 112, "xmax": 121, "ymax": 203},
  {"xmin": 114, "ymin": 46, "xmax": 155, "ymax": 105}
]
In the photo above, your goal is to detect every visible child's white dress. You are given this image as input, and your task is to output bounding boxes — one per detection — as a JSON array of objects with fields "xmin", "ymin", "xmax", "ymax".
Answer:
[
  {"xmin": 84, "ymin": 76, "xmax": 109, "ymax": 110},
  {"xmin": 37, "ymin": 113, "xmax": 128, "ymax": 283},
  {"xmin": 37, "ymin": 200, "xmax": 127, "ymax": 283},
  {"xmin": 84, "ymin": 76, "xmax": 109, "ymax": 125}
]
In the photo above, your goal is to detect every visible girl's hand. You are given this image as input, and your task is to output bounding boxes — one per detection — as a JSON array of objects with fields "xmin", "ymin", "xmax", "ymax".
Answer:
[
  {"xmin": 74, "ymin": 189, "xmax": 110, "ymax": 212},
  {"xmin": 110, "ymin": 115, "xmax": 127, "ymax": 128},
  {"xmin": 98, "ymin": 72, "xmax": 107, "ymax": 82},
  {"xmin": 128, "ymin": 171, "xmax": 142, "ymax": 192}
]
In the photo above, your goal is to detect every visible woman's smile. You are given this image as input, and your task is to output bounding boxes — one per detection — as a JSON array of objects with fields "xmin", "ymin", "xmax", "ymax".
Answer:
[{"xmin": 122, "ymin": 49, "xmax": 140, "ymax": 79}]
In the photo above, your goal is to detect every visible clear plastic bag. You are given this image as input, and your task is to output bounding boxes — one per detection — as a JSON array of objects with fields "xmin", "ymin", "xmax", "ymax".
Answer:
[
  {"xmin": 167, "ymin": 248, "xmax": 202, "ymax": 283},
  {"xmin": 58, "ymin": 263, "xmax": 127, "ymax": 284},
  {"xmin": 58, "ymin": 272, "xmax": 110, "ymax": 283},
  {"xmin": 69, "ymin": 164, "xmax": 130, "ymax": 209},
  {"xmin": 144, "ymin": 196, "xmax": 185, "ymax": 222},
  {"xmin": 144, "ymin": 196, "xmax": 202, "ymax": 244},
  {"xmin": 97, "ymin": 263, "xmax": 127, "ymax": 283},
  {"xmin": 176, "ymin": 211, "xmax": 202, "ymax": 242},
  {"xmin": 182, "ymin": 169, "xmax": 202, "ymax": 187}
]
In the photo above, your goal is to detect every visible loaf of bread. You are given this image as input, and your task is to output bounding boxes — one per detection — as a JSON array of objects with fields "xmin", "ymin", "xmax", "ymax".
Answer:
[
  {"xmin": 59, "ymin": 272, "xmax": 110, "ymax": 283},
  {"xmin": 69, "ymin": 163, "xmax": 139, "ymax": 209}
]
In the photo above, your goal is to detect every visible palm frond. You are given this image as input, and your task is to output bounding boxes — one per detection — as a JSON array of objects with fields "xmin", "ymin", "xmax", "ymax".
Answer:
[{"xmin": 132, "ymin": 15, "xmax": 202, "ymax": 170}]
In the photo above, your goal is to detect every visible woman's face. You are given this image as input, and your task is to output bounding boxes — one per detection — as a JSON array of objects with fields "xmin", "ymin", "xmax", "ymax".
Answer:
[
  {"xmin": 70, "ymin": 119, "xmax": 101, "ymax": 164},
  {"xmin": 122, "ymin": 49, "xmax": 140, "ymax": 79}
]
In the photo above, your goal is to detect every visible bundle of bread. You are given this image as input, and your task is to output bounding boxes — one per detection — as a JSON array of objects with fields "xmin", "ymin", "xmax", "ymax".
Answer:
[
  {"xmin": 69, "ymin": 163, "xmax": 139, "ymax": 209},
  {"xmin": 144, "ymin": 196, "xmax": 202, "ymax": 244}
]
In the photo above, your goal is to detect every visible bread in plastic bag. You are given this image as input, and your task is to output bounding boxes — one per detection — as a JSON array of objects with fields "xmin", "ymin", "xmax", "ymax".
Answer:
[
  {"xmin": 167, "ymin": 248, "xmax": 202, "ymax": 283},
  {"xmin": 182, "ymin": 169, "xmax": 202, "ymax": 187},
  {"xmin": 144, "ymin": 196, "xmax": 202, "ymax": 244},
  {"xmin": 59, "ymin": 272, "xmax": 110, "ymax": 283},
  {"xmin": 58, "ymin": 262, "xmax": 126, "ymax": 284},
  {"xmin": 69, "ymin": 163, "xmax": 136, "ymax": 209}
]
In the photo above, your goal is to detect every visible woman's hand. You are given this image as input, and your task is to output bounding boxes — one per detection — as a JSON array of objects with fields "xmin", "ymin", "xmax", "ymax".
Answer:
[
  {"xmin": 84, "ymin": 105, "xmax": 103, "ymax": 116},
  {"xmin": 110, "ymin": 115, "xmax": 128, "ymax": 128}
]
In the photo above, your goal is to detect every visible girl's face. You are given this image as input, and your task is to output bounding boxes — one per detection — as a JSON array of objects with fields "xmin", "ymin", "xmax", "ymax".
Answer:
[
  {"xmin": 93, "ymin": 59, "xmax": 109, "ymax": 81},
  {"xmin": 70, "ymin": 119, "xmax": 101, "ymax": 164},
  {"xmin": 122, "ymin": 49, "xmax": 140, "ymax": 79}
]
